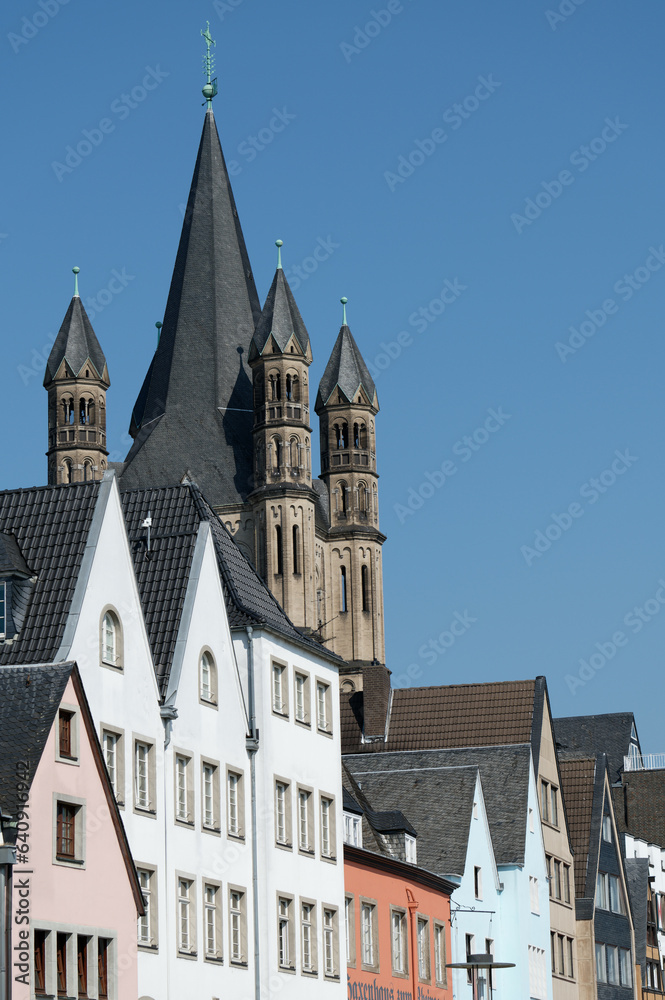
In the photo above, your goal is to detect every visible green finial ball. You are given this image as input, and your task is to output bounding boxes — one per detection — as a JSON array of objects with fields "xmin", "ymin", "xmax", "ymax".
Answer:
[
  {"xmin": 340, "ymin": 296, "xmax": 348, "ymax": 305},
  {"xmin": 275, "ymin": 240, "xmax": 283, "ymax": 248},
  {"xmin": 72, "ymin": 267, "xmax": 80, "ymax": 275},
  {"xmin": 155, "ymin": 321, "xmax": 163, "ymax": 329},
  {"xmin": 202, "ymin": 83, "xmax": 215, "ymax": 101}
]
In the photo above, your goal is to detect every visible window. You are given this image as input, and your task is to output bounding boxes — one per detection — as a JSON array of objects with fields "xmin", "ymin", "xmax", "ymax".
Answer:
[
  {"xmin": 405, "ymin": 834, "xmax": 417, "ymax": 864},
  {"xmin": 134, "ymin": 738, "xmax": 154, "ymax": 812},
  {"xmin": 301, "ymin": 902, "xmax": 316, "ymax": 973},
  {"xmin": 57, "ymin": 933, "xmax": 68, "ymax": 997},
  {"xmin": 275, "ymin": 526, "xmax": 283, "ymax": 575},
  {"xmin": 546, "ymin": 854, "xmax": 552, "ymax": 896},
  {"xmin": 550, "ymin": 785, "xmax": 559, "ymax": 826},
  {"xmin": 97, "ymin": 939, "xmax": 109, "ymax": 1000},
  {"xmin": 316, "ymin": 680, "xmax": 331, "ymax": 733},
  {"xmin": 595, "ymin": 943, "xmax": 607, "ymax": 983},
  {"xmin": 204, "ymin": 883, "xmax": 222, "ymax": 961},
  {"xmin": 595, "ymin": 872, "xmax": 608, "ymax": 910},
  {"xmin": 77, "ymin": 936, "xmax": 88, "ymax": 997},
  {"xmin": 100, "ymin": 609, "xmax": 122, "ymax": 668},
  {"xmin": 137, "ymin": 867, "xmax": 157, "ymax": 948},
  {"xmin": 101, "ymin": 728, "xmax": 124, "ymax": 805},
  {"xmin": 344, "ymin": 812, "xmax": 362, "ymax": 847},
  {"xmin": 606, "ymin": 945, "xmax": 619, "ymax": 985},
  {"xmin": 323, "ymin": 907, "xmax": 338, "ymax": 979},
  {"xmin": 227, "ymin": 769, "xmax": 244, "ymax": 838},
  {"xmin": 345, "ymin": 896, "xmax": 356, "ymax": 967},
  {"xmin": 619, "ymin": 948, "xmax": 632, "ymax": 987},
  {"xmin": 530, "ymin": 875, "xmax": 539, "ymax": 914},
  {"xmin": 391, "ymin": 910, "xmax": 407, "ymax": 974},
  {"xmin": 58, "ymin": 710, "xmax": 75, "ymax": 759},
  {"xmin": 0, "ymin": 581, "xmax": 5, "ymax": 637},
  {"xmin": 229, "ymin": 888, "xmax": 246, "ymax": 964},
  {"xmin": 474, "ymin": 866, "xmax": 482, "ymax": 900},
  {"xmin": 56, "ymin": 802, "xmax": 76, "ymax": 859},
  {"xmin": 485, "ymin": 938, "xmax": 494, "ymax": 992},
  {"xmin": 550, "ymin": 932, "xmax": 556, "ymax": 974},
  {"xmin": 275, "ymin": 779, "xmax": 291, "ymax": 847},
  {"xmin": 174, "ymin": 753, "xmax": 193, "ymax": 825},
  {"xmin": 602, "ymin": 813, "xmax": 612, "ymax": 842},
  {"xmin": 566, "ymin": 938, "xmax": 574, "ymax": 979},
  {"xmin": 177, "ymin": 878, "xmax": 196, "ymax": 954},
  {"xmin": 320, "ymin": 795, "xmax": 335, "ymax": 859},
  {"xmin": 361, "ymin": 901, "xmax": 377, "ymax": 969},
  {"xmin": 557, "ymin": 935, "xmax": 565, "ymax": 978},
  {"xmin": 294, "ymin": 671, "xmax": 310, "ymax": 725},
  {"xmin": 34, "ymin": 930, "xmax": 47, "ymax": 995},
  {"xmin": 528, "ymin": 945, "xmax": 547, "ymax": 1000},
  {"xmin": 278, "ymin": 896, "xmax": 294, "ymax": 970},
  {"xmin": 292, "ymin": 524, "xmax": 299, "ymax": 574},
  {"xmin": 465, "ymin": 933, "xmax": 475, "ymax": 984},
  {"xmin": 529, "ymin": 807, "xmax": 534, "ymax": 832},
  {"xmin": 434, "ymin": 923, "xmax": 447, "ymax": 987},
  {"xmin": 298, "ymin": 787, "xmax": 313, "ymax": 853},
  {"xmin": 361, "ymin": 564, "xmax": 370, "ymax": 611},
  {"xmin": 540, "ymin": 779, "xmax": 559, "ymax": 826},
  {"xmin": 609, "ymin": 874, "xmax": 624, "ymax": 914},
  {"xmin": 417, "ymin": 917, "xmax": 430, "ymax": 981},
  {"xmin": 563, "ymin": 863, "xmax": 571, "ymax": 904},
  {"xmin": 540, "ymin": 780, "xmax": 548, "ymax": 822},
  {"xmin": 272, "ymin": 661, "xmax": 287, "ymax": 716},
  {"xmin": 200, "ymin": 651, "xmax": 217, "ymax": 705},
  {"xmin": 340, "ymin": 566, "xmax": 348, "ymax": 610},
  {"xmin": 201, "ymin": 760, "xmax": 220, "ymax": 831}
]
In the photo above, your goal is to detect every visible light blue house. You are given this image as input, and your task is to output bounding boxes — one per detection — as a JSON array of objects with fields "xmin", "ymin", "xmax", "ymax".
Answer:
[{"xmin": 344, "ymin": 745, "xmax": 553, "ymax": 1000}]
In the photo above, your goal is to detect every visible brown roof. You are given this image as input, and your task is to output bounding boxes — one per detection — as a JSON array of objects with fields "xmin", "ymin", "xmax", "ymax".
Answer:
[
  {"xmin": 341, "ymin": 678, "xmax": 537, "ymax": 754},
  {"xmin": 558, "ymin": 755, "xmax": 597, "ymax": 898}
]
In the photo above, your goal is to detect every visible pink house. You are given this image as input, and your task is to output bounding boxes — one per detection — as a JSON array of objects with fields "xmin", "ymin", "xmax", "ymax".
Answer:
[{"xmin": 0, "ymin": 664, "xmax": 143, "ymax": 1000}]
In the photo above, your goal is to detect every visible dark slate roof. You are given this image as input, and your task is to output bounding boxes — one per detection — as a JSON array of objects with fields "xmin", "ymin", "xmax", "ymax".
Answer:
[
  {"xmin": 0, "ymin": 664, "xmax": 73, "ymax": 821},
  {"xmin": 557, "ymin": 752, "xmax": 604, "ymax": 900},
  {"xmin": 251, "ymin": 267, "xmax": 310, "ymax": 358},
  {"xmin": 121, "ymin": 481, "xmax": 340, "ymax": 696},
  {"xmin": 121, "ymin": 109, "xmax": 261, "ymax": 507},
  {"xmin": 312, "ymin": 479, "xmax": 330, "ymax": 532},
  {"xmin": 345, "ymin": 756, "xmax": 477, "ymax": 877},
  {"xmin": 345, "ymin": 745, "xmax": 531, "ymax": 866},
  {"xmin": 0, "ymin": 484, "xmax": 100, "ymax": 665},
  {"xmin": 0, "ymin": 533, "xmax": 32, "ymax": 576},
  {"xmin": 44, "ymin": 296, "xmax": 109, "ymax": 385},
  {"xmin": 554, "ymin": 713, "xmax": 638, "ymax": 783},
  {"xmin": 341, "ymin": 678, "xmax": 538, "ymax": 755},
  {"xmin": 315, "ymin": 325, "xmax": 378, "ymax": 411},
  {"xmin": 343, "ymin": 786, "xmax": 363, "ymax": 814},
  {"xmin": 623, "ymin": 856, "xmax": 648, "ymax": 973}
]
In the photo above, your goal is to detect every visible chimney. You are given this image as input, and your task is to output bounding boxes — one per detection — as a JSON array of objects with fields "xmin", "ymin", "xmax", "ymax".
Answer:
[{"xmin": 362, "ymin": 663, "xmax": 391, "ymax": 740}]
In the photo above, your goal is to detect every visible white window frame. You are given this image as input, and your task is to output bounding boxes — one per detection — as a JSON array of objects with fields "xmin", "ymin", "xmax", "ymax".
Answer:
[
  {"xmin": 300, "ymin": 899, "xmax": 317, "ymax": 975},
  {"xmin": 316, "ymin": 679, "xmax": 332, "ymax": 734},
  {"xmin": 360, "ymin": 899, "xmax": 378, "ymax": 971},
  {"xmin": 133, "ymin": 736, "xmax": 155, "ymax": 815},
  {"xmin": 619, "ymin": 947, "xmax": 632, "ymax": 987},
  {"xmin": 294, "ymin": 670, "xmax": 310, "ymax": 726},
  {"xmin": 136, "ymin": 865, "xmax": 157, "ymax": 950},
  {"xmin": 228, "ymin": 886, "xmax": 247, "ymax": 965},
  {"xmin": 199, "ymin": 650, "xmax": 217, "ymax": 706},
  {"xmin": 345, "ymin": 895, "xmax": 356, "ymax": 968},
  {"xmin": 405, "ymin": 833, "xmax": 417, "ymax": 864},
  {"xmin": 344, "ymin": 812, "xmax": 362, "ymax": 847},
  {"xmin": 297, "ymin": 786, "xmax": 314, "ymax": 854},
  {"xmin": 101, "ymin": 726, "xmax": 124, "ymax": 807},
  {"xmin": 272, "ymin": 660, "xmax": 288, "ymax": 717},
  {"xmin": 434, "ymin": 922, "xmax": 447, "ymax": 987},
  {"xmin": 417, "ymin": 914, "xmax": 430, "ymax": 983},
  {"xmin": 391, "ymin": 908, "xmax": 407, "ymax": 976},
  {"xmin": 201, "ymin": 758, "xmax": 220, "ymax": 833},
  {"xmin": 320, "ymin": 794, "xmax": 335, "ymax": 860},
  {"xmin": 277, "ymin": 895, "xmax": 295, "ymax": 972},
  {"xmin": 275, "ymin": 778, "xmax": 292, "ymax": 848},
  {"xmin": 595, "ymin": 871, "xmax": 609, "ymax": 910},
  {"xmin": 176, "ymin": 876, "xmax": 196, "ymax": 956},
  {"xmin": 322, "ymin": 905, "xmax": 339, "ymax": 980},
  {"xmin": 203, "ymin": 881, "xmax": 223, "ymax": 962},
  {"xmin": 100, "ymin": 607, "xmax": 123, "ymax": 670},
  {"xmin": 595, "ymin": 943, "xmax": 607, "ymax": 983},
  {"xmin": 227, "ymin": 768, "xmax": 244, "ymax": 839},
  {"xmin": 174, "ymin": 751, "xmax": 193, "ymax": 826}
]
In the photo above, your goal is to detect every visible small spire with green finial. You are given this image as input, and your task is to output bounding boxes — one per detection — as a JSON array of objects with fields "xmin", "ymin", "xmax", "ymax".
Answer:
[
  {"xmin": 275, "ymin": 239, "xmax": 283, "ymax": 270},
  {"xmin": 72, "ymin": 266, "xmax": 80, "ymax": 298},
  {"xmin": 341, "ymin": 296, "xmax": 348, "ymax": 326},
  {"xmin": 201, "ymin": 22, "xmax": 218, "ymax": 109},
  {"xmin": 155, "ymin": 321, "xmax": 163, "ymax": 345}
]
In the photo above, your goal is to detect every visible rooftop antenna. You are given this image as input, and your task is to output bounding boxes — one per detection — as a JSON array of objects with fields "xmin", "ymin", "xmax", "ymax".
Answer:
[
  {"xmin": 141, "ymin": 512, "xmax": 152, "ymax": 554},
  {"xmin": 201, "ymin": 22, "xmax": 218, "ymax": 109},
  {"xmin": 72, "ymin": 266, "xmax": 80, "ymax": 297}
]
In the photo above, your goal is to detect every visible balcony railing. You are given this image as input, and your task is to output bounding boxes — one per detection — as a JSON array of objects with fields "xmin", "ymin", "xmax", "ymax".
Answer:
[{"xmin": 624, "ymin": 753, "xmax": 665, "ymax": 772}]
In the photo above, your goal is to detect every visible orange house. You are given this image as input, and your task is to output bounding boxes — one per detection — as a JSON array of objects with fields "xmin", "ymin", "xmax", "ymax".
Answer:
[{"xmin": 345, "ymin": 845, "xmax": 455, "ymax": 1000}]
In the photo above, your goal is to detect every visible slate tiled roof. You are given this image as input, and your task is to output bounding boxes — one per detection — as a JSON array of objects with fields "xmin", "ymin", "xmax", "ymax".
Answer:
[
  {"xmin": 315, "ymin": 325, "xmax": 378, "ymax": 411},
  {"xmin": 341, "ymin": 678, "xmax": 537, "ymax": 755},
  {"xmin": 122, "ymin": 481, "xmax": 340, "ymax": 696},
  {"xmin": 0, "ymin": 533, "xmax": 32, "ymax": 576},
  {"xmin": 0, "ymin": 484, "xmax": 100, "ymax": 665},
  {"xmin": 557, "ymin": 753, "xmax": 598, "ymax": 899},
  {"xmin": 345, "ymin": 745, "xmax": 531, "ymax": 867},
  {"xmin": 0, "ymin": 663, "xmax": 73, "ymax": 820},
  {"xmin": 345, "ymin": 757, "xmax": 477, "ymax": 877},
  {"xmin": 44, "ymin": 296, "xmax": 109, "ymax": 384},
  {"xmin": 554, "ymin": 713, "xmax": 637, "ymax": 783},
  {"xmin": 624, "ymin": 856, "xmax": 649, "ymax": 973},
  {"xmin": 251, "ymin": 267, "xmax": 310, "ymax": 358},
  {"xmin": 121, "ymin": 109, "xmax": 261, "ymax": 507}
]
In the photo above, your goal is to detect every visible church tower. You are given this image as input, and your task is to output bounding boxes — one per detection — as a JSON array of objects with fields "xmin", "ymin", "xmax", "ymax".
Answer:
[
  {"xmin": 248, "ymin": 243, "xmax": 318, "ymax": 629},
  {"xmin": 314, "ymin": 300, "xmax": 385, "ymax": 669},
  {"xmin": 44, "ymin": 268, "xmax": 110, "ymax": 485}
]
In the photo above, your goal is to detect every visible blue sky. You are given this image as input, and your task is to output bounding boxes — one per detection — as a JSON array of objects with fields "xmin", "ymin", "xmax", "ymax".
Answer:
[{"xmin": 2, "ymin": 0, "xmax": 665, "ymax": 751}]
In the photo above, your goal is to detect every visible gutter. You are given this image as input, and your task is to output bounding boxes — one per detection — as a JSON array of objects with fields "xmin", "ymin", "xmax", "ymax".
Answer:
[
  {"xmin": 245, "ymin": 627, "xmax": 261, "ymax": 1000},
  {"xmin": 0, "ymin": 816, "xmax": 16, "ymax": 1000}
]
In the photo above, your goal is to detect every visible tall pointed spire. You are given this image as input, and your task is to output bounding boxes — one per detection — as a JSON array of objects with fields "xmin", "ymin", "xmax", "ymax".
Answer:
[
  {"xmin": 315, "ymin": 314, "xmax": 377, "ymax": 412},
  {"xmin": 250, "ymin": 243, "xmax": 311, "ymax": 360},
  {"xmin": 44, "ymin": 273, "xmax": 108, "ymax": 386},
  {"xmin": 121, "ymin": 103, "xmax": 261, "ymax": 506}
]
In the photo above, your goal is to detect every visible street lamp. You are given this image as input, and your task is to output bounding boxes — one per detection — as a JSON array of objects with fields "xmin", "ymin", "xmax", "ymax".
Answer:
[{"xmin": 447, "ymin": 952, "xmax": 516, "ymax": 1000}]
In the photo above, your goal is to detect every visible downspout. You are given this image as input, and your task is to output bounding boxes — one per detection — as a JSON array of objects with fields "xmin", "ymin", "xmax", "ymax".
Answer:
[
  {"xmin": 0, "ymin": 814, "xmax": 16, "ymax": 1000},
  {"xmin": 245, "ymin": 627, "xmax": 261, "ymax": 1000},
  {"xmin": 406, "ymin": 888, "xmax": 419, "ymax": 1000},
  {"xmin": 160, "ymin": 701, "xmax": 178, "ymax": 1000}
]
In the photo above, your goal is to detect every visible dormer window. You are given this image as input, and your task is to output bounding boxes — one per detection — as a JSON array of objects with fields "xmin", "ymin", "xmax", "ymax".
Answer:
[
  {"xmin": 0, "ymin": 533, "xmax": 35, "ymax": 643},
  {"xmin": 100, "ymin": 608, "xmax": 123, "ymax": 669},
  {"xmin": 344, "ymin": 812, "xmax": 362, "ymax": 847},
  {"xmin": 405, "ymin": 834, "xmax": 417, "ymax": 864}
]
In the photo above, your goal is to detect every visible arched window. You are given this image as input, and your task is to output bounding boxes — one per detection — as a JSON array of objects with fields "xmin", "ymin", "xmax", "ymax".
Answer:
[
  {"xmin": 359, "ymin": 424, "xmax": 368, "ymax": 449},
  {"xmin": 79, "ymin": 398, "xmax": 91, "ymax": 425},
  {"xmin": 101, "ymin": 609, "xmax": 122, "ymax": 668},
  {"xmin": 292, "ymin": 376, "xmax": 300, "ymax": 402},
  {"xmin": 292, "ymin": 524, "xmax": 300, "ymax": 574},
  {"xmin": 275, "ymin": 526, "xmax": 283, "ymax": 575},
  {"xmin": 274, "ymin": 374, "xmax": 282, "ymax": 401},
  {"xmin": 340, "ymin": 566, "xmax": 348, "ymax": 613},
  {"xmin": 361, "ymin": 564, "xmax": 370, "ymax": 612},
  {"xmin": 358, "ymin": 482, "xmax": 368, "ymax": 513},
  {"xmin": 353, "ymin": 423, "xmax": 360, "ymax": 448},
  {"xmin": 286, "ymin": 374, "xmax": 293, "ymax": 400},
  {"xmin": 275, "ymin": 438, "xmax": 282, "ymax": 469},
  {"xmin": 200, "ymin": 651, "xmax": 217, "ymax": 705},
  {"xmin": 341, "ymin": 423, "xmax": 348, "ymax": 449},
  {"xmin": 290, "ymin": 437, "xmax": 300, "ymax": 469},
  {"xmin": 62, "ymin": 460, "xmax": 72, "ymax": 484},
  {"xmin": 339, "ymin": 482, "xmax": 347, "ymax": 514},
  {"xmin": 256, "ymin": 441, "xmax": 265, "ymax": 474},
  {"xmin": 83, "ymin": 460, "xmax": 94, "ymax": 482}
]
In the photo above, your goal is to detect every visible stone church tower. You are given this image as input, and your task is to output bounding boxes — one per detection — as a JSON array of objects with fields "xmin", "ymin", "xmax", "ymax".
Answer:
[
  {"xmin": 44, "ymin": 270, "xmax": 110, "ymax": 485},
  {"xmin": 53, "ymin": 93, "xmax": 386, "ymax": 674}
]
